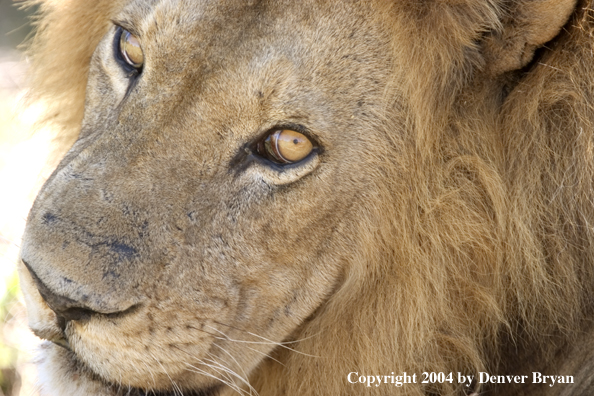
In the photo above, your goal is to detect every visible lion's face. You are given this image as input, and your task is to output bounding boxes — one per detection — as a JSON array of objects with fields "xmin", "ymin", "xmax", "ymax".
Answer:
[
  {"xmin": 20, "ymin": 0, "xmax": 396, "ymax": 392},
  {"xmin": 20, "ymin": 0, "xmax": 587, "ymax": 394}
]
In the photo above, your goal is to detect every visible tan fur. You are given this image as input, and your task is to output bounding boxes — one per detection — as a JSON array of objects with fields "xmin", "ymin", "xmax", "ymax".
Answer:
[{"xmin": 17, "ymin": 0, "xmax": 594, "ymax": 395}]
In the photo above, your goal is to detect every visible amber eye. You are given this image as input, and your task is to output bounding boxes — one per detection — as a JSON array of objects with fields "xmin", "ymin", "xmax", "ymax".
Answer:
[
  {"xmin": 119, "ymin": 29, "xmax": 143, "ymax": 69},
  {"xmin": 257, "ymin": 129, "xmax": 314, "ymax": 164}
]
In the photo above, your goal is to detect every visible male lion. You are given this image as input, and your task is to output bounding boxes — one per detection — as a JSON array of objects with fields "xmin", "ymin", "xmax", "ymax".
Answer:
[{"xmin": 17, "ymin": 0, "xmax": 594, "ymax": 395}]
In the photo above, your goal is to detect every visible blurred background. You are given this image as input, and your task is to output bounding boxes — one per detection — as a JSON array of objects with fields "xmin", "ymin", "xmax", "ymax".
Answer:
[{"xmin": 1, "ymin": 1, "xmax": 53, "ymax": 395}]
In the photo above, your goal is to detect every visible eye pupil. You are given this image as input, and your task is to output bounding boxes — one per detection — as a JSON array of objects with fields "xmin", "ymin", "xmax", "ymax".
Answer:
[
  {"xmin": 259, "ymin": 129, "xmax": 314, "ymax": 164},
  {"xmin": 119, "ymin": 29, "xmax": 144, "ymax": 69}
]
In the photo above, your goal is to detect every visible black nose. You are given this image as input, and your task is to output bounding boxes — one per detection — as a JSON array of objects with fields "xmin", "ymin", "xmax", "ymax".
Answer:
[{"xmin": 22, "ymin": 260, "xmax": 100, "ymax": 326}]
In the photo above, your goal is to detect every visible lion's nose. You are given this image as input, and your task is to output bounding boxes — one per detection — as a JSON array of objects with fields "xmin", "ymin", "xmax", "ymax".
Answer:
[{"xmin": 22, "ymin": 260, "xmax": 115, "ymax": 326}]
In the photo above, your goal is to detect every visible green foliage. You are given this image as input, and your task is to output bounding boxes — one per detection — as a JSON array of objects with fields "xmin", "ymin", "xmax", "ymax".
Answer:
[{"xmin": 0, "ymin": 269, "xmax": 21, "ymax": 396}]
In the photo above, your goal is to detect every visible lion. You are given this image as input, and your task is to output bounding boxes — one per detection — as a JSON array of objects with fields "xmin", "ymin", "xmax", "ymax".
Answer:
[{"xmin": 15, "ymin": 0, "xmax": 594, "ymax": 395}]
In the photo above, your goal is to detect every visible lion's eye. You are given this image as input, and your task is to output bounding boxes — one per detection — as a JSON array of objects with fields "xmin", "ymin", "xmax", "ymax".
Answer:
[
  {"xmin": 257, "ymin": 129, "xmax": 314, "ymax": 164},
  {"xmin": 119, "ymin": 29, "xmax": 144, "ymax": 69}
]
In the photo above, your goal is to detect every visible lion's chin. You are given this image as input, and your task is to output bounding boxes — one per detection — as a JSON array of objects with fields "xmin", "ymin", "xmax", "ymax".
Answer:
[{"xmin": 36, "ymin": 341, "xmax": 224, "ymax": 396}]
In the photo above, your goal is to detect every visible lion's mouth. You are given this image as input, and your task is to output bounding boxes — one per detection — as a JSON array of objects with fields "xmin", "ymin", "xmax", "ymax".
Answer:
[
  {"xmin": 55, "ymin": 344, "xmax": 224, "ymax": 396},
  {"xmin": 49, "ymin": 335, "xmax": 72, "ymax": 350}
]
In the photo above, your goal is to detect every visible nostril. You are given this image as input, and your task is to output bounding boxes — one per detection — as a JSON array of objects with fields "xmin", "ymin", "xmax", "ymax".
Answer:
[
  {"xmin": 22, "ymin": 259, "xmax": 100, "ymax": 323},
  {"xmin": 21, "ymin": 258, "xmax": 140, "ymax": 338},
  {"xmin": 58, "ymin": 306, "xmax": 95, "ymax": 322}
]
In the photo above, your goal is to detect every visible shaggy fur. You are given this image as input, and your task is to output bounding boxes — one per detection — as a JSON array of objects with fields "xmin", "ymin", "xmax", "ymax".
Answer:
[{"xmin": 17, "ymin": 0, "xmax": 594, "ymax": 395}]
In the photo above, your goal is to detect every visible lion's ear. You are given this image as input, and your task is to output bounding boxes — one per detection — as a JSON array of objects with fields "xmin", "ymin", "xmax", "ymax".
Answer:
[{"xmin": 483, "ymin": 0, "xmax": 577, "ymax": 76}]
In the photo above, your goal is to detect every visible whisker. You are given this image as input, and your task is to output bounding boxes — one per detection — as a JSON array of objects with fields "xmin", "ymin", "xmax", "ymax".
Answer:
[
  {"xmin": 172, "ymin": 344, "xmax": 257, "ymax": 396},
  {"xmin": 245, "ymin": 346, "xmax": 284, "ymax": 367},
  {"xmin": 199, "ymin": 359, "xmax": 247, "ymax": 395},
  {"xmin": 203, "ymin": 352, "xmax": 259, "ymax": 396},
  {"xmin": 171, "ymin": 346, "xmax": 238, "ymax": 393},
  {"xmin": 184, "ymin": 362, "xmax": 246, "ymax": 396},
  {"xmin": 245, "ymin": 333, "xmax": 319, "ymax": 358},
  {"xmin": 148, "ymin": 352, "xmax": 185, "ymax": 396},
  {"xmin": 118, "ymin": 369, "xmax": 126, "ymax": 395},
  {"xmin": 205, "ymin": 325, "xmax": 319, "ymax": 358},
  {"xmin": 0, "ymin": 234, "xmax": 20, "ymax": 247},
  {"xmin": 212, "ymin": 320, "xmax": 320, "ymax": 345},
  {"xmin": 210, "ymin": 343, "xmax": 254, "ymax": 388},
  {"xmin": 185, "ymin": 324, "xmax": 223, "ymax": 339},
  {"xmin": 141, "ymin": 360, "xmax": 158, "ymax": 391},
  {"xmin": 186, "ymin": 318, "xmax": 320, "ymax": 347}
]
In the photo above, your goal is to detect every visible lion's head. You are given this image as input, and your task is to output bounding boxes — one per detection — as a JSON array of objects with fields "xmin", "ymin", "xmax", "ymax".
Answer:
[{"xmin": 17, "ymin": 0, "xmax": 594, "ymax": 395}]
